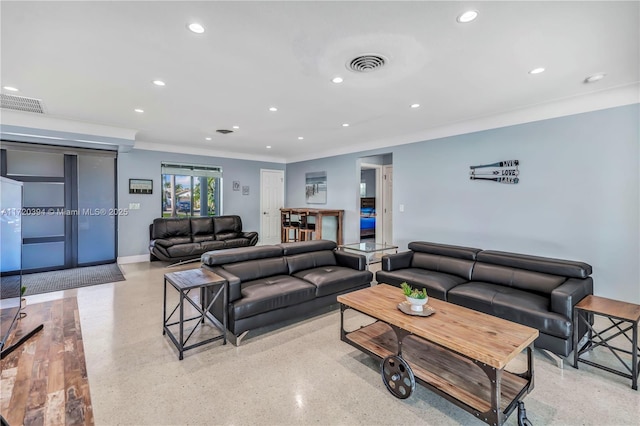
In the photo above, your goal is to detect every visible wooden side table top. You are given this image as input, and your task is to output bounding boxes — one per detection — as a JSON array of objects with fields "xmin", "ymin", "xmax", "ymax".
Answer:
[
  {"xmin": 575, "ymin": 295, "xmax": 640, "ymax": 322},
  {"xmin": 164, "ymin": 268, "xmax": 225, "ymax": 291}
]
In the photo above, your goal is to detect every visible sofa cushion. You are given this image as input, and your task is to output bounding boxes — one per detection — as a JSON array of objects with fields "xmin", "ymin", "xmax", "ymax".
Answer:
[
  {"xmin": 286, "ymin": 250, "xmax": 336, "ymax": 274},
  {"xmin": 152, "ymin": 218, "xmax": 191, "ymax": 239},
  {"xmin": 408, "ymin": 241, "xmax": 482, "ymax": 260},
  {"xmin": 166, "ymin": 242, "xmax": 204, "ymax": 257},
  {"xmin": 222, "ymin": 257, "xmax": 289, "ymax": 282},
  {"xmin": 448, "ymin": 282, "xmax": 572, "ymax": 339},
  {"xmin": 200, "ymin": 240, "xmax": 226, "ymax": 251},
  {"xmin": 472, "ymin": 263, "xmax": 566, "ymax": 295},
  {"xmin": 232, "ymin": 276, "xmax": 316, "ymax": 319},
  {"xmin": 214, "ymin": 215, "xmax": 241, "ymax": 240},
  {"xmin": 152, "ymin": 236, "xmax": 192, "ymax": 248},
  {"xmin": 279, "ymin": 240, "xmax": 337, "ymax": 255},
  {"xmin": 223, "ymin": 238, "xmax": 251, "ymax": 249},
  {"xmin": 477, "ymin": 250, "xmax": 592, "ymax": 278},
  {"xmin": 191, "ymin": 217, "xmax": 214, "ymax": 235},
  {"xmin": 411, "ymin": 252, "xmax": 476, "ymax": 280},
  {"xmin": 294, "ymin": 266, "xmax": 371, "ymax": 297},
  {"xmin": 376, "ymin": 269, "xmax": 467, "ymax": 300},
  {"xmin": 202, "ymin": 245, "xmax": 282, "ymax": 266}
]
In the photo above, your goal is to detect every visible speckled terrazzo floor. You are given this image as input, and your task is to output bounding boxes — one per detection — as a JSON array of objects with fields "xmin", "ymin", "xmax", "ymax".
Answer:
[{"xmin": 23, "ymin": 261, "xmax": 639, "ymax": 426}]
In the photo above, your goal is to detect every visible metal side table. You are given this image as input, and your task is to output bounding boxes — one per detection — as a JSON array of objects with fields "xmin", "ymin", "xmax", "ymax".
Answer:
[
  {"xmin": 163, "ymin": 268, "xmax": 227, "ymax": 360},
  {"xmin": 573, "ymin": 295, "xmax": 640, "ymax": 390}
]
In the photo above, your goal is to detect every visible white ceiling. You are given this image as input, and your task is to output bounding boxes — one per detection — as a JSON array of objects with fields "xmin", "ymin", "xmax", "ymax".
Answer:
[{"xmin": 1, "ymin": 1, "xmax": 638, "ymax": 163}]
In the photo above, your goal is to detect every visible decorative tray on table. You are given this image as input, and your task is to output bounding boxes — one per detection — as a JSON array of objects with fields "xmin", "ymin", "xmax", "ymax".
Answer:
[{"xmin": 397, "ymin": 301, "xmax": 436, "ymax": 317}]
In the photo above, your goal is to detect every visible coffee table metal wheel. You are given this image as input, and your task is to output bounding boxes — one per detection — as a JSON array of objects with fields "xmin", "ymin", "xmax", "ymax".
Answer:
[{"xmin": 381, "ymin": 355, "xmax": 415, "ymax": 399}]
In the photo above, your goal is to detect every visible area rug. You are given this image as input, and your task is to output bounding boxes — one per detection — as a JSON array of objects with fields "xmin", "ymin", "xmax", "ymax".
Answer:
[
  {"xmin": 0, "ymin": 297, "xmax": 94, "ymax": 425},
  {"xmin": 22, "ymin": 264, "xmax": 125, "ymax": 296}
]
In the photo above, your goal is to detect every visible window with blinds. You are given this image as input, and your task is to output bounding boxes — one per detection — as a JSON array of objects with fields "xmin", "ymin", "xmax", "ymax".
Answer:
[{"xmin": 161, "ymin": 163, "xmax": 223, "ymax": 218}]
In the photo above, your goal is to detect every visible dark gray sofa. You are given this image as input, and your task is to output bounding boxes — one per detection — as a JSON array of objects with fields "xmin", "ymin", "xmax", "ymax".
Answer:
[
  {"xmin": 149, "ymin": 215, "xmax": 258, "ymax": 262},
  {"xmin": 201, "ymin": 240, "xmax": 373, "ymax": 344},
  {"xmin": 376, "ymin": 241, "xmax": 593, "ymax": 358}
]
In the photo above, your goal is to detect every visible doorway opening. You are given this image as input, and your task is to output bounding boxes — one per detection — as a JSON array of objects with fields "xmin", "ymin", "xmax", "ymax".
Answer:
[{"xmin": 358, "ymin": 154, "xmax": 393, "ymax": 245}]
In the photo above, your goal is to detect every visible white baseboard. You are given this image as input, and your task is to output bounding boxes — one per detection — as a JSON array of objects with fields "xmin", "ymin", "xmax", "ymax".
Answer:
[{"xmin": 117, "ymin": 254, "xmax": 150, "ymax": 264}]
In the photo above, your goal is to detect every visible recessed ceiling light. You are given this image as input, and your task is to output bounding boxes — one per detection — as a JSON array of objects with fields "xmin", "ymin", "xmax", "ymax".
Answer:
[
  {"xmin": 232, "ymin": 125, "xmax": 239, "ymax": 129},
  {"xmin": 205, "ymin": 137, "xmax": 212, "ymax": 141},
  {"xmin": 584, "ymin": 73, "xmax": 607, "ymax": 83},
  {"xmin": 457, "ymin": 10, "xmax": 478, "ymax": 23},
  {"xmin": 153, "ymin": 80, "xmax": 166, "ymax": 86},
  {"xmin": 528, "ymin": 67, "xmax": 545, "ymax": 75},
  {"xmin": 342, "ymin": 123, "xmax": 350, "ymax": 127},
  {"xmin": 3, "ymin": 86, "xmax": 18, "ymax": 92},
  {"xmin": 269, "ymin": 107, "xmax": 278, "ymax": 112},
  {"xmin": 187, "ymin": 23, "xmax": 205, "ymax": 34},
  {"xmin": 298, "ymin": 137, "xmax": 304, "ymax": 140},
  {"xmin": 134, "ymin": 108, "xmax": 144, "ymax": 113},
  {"xmin": 266, "ymin": 145, "xmax": 272, "ymax": 149},
  {"xmin": 332, "ymin": 77, "xmax": 344, "ymax": 84},
  {"xmin": 410, "ymin": 103, "xmax": 420, "ymax": 108}
]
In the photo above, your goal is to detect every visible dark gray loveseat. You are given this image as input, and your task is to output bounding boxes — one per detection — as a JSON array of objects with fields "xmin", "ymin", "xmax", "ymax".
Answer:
[
  {"xmin": 201, "ymin": 240, "xmax": 373, "ymax": 344},
  {"xmin": 376, "ymin": 241, "xmax": 593, "ymax": 358},
  {"xmin": 149, "ymin": 215, "xmax": 258, "ymax": 262}
]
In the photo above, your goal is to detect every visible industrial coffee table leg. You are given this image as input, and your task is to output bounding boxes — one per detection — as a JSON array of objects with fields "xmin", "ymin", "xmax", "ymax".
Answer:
[{"xmin": 179, "ymin": 289, "xmax": 184, "ymax": 360}]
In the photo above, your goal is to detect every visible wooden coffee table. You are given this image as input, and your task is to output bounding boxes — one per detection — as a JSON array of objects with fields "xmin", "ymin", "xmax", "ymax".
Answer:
[{"xmin": 338, "ymin": 284, "xmax": 539, "ymax": 426}]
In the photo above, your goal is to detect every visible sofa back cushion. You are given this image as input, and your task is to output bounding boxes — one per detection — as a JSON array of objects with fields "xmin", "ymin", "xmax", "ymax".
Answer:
[
  {"xmin": 202, "ymin": 245, "xmax": 283, "ymax": 267},
  {"xmin": 191, "ymin": 217, "xmax": 215, "ymax": 242},
  {"xmin": 476, "ymin": 250, "xmax": 592, "ymax": 278},
  {"xmin": 279, "ymin": 240, "xmax": 337, "ymax": 255},
  {"xmin": 411, "ymin": 252, "xmax": 476, "ymax": 280},
  {"xmin": 222, "ymin": 257, "xmax": 289, "ymax": 282},
  {"xmin": 213, "ymin": 215, "xmax": 242, "ymax": 240},
  {"xmin": 152, "ymin": 218, "xmax": 191, "ymax": 239},
  {"xmin": 286, "ymin": 250, "xmax": 337, "ymax": 274},
  {"xmin": 408, "ymin": 241, "xmax": 481, "ymax": 261},
  {"xmin": 471, "ymin": 262, "xmax": 566, "ymax": 295}
]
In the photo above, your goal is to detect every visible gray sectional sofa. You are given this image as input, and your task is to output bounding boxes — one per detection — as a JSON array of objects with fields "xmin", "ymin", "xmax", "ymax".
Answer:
[
  {"xmin": 376, "ymin": 241, "xmax": 593, "ymax": 358},
  {"xmin": 201, "ymin": 240, "xmax": 373, "ymax": 344}
]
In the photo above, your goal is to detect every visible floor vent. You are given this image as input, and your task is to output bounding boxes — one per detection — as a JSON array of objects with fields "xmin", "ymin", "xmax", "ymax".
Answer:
[{"xmin": 0, "ymin": 94, "xmax": 46, "ymax": 114}]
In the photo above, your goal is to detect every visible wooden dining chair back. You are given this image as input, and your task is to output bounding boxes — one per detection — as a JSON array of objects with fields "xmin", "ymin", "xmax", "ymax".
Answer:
[
  {"xmin": 298, "ymin": 211, "xmax": 316, "ymax": 242},
  {"xmin": 281, "ymin": 210, "xmax": 299, "ymax": 242}
]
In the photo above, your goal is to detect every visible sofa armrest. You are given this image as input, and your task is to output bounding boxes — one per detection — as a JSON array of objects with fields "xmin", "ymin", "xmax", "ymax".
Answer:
[
  {"xmin": 202, "ymin": 266, "xmax": 243, "ymax": 302},
  {"xmin": 381, "ymin": 251, "xmax": 413, "ymax": 271},
  {"xmin": 551, "ymin": 277, "xmax": 594, "ymax": 318},
  {"xmin": 335, "ymin": 251, "xmax": 367, "ymax": 271},
  {"xmin": 241, "ymin": 231, "xmax": 259, "ymax": 246}
]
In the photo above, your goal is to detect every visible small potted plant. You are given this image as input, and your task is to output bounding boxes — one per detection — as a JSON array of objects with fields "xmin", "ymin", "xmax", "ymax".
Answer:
[{"xmin": 400, "ymin": 282, "xmax": 428, "ymax": 312}]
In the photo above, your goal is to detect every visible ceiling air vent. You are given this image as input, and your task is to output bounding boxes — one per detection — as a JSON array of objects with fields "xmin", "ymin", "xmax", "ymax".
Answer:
[
  {"xmin": 348, "ymin": 54, "xmax": 387, "ymax": 73},
  {"xmin": 216, "ymin": 129, "xmax": 233, "ymax": 134},
  {"xmin": 0, "ymin": 94, "xmax": 46, "ymax": 114}
]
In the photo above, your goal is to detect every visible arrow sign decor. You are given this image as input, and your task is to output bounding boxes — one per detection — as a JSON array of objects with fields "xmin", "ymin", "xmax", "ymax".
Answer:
[{"xmin": 469, "ymin": 160, "xmax": 520, "ymax": 184}]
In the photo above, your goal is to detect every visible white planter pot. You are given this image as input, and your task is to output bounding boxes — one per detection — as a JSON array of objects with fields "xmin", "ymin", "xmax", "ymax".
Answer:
[{"xmin": 406, "ymin": 296, "xmax": 428, "ymax": 312}]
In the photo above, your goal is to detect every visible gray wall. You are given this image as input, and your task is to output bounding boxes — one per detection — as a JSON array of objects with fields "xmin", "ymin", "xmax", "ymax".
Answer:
[
  {"xmin": 118, "ymin": 149, "xmax": 284, "ymax": 257},
  {"xmin": 286, "ymin": 104, "xmax": 640, "ymax": 303}
]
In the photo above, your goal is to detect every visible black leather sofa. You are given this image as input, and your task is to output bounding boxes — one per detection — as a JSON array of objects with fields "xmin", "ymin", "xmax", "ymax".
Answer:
[
  {"xmin": 376, "ymin": 241, "xmax": 593, "ymax": 358},
  {"xmin": 201, "ymin": 240, "xmax": 373, "ymax": 344},
  {"xmin": 149, "ymin": 215, "xmax": 258, "ymax": 262}
]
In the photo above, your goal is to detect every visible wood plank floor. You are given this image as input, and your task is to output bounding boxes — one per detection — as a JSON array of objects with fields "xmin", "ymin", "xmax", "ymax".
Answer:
[{"xmin": 1, "ymin": 298, "xmax": 93, "ymax": 425}]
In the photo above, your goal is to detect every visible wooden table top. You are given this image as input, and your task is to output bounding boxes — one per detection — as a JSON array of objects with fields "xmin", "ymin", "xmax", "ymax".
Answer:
[
  {"xmin": 575, "ymin": 295, "xmax": 640, "ymax": 322},
  {"xmin": 338, "ymin": 284, "xmax": 539, "ymax": 369},
  {"xmin": 164, "ymin": 268, "xmax": 225, "ymax": 291}
]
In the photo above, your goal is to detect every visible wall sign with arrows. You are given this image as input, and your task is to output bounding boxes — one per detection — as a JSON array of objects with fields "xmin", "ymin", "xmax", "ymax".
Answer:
[{"xmin": 469, "ymin": 160, "xmax": 519, "ymax": 184}]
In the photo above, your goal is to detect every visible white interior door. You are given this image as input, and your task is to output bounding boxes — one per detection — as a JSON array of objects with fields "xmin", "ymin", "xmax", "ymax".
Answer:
[
  {"xmin": 260, "ymin": 169, "xmax": 284, "ymax": 245},
  {"xmin": 382, "ymin": 165, "xmax": 393, "ymax": 245}
]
